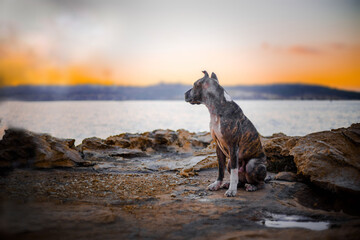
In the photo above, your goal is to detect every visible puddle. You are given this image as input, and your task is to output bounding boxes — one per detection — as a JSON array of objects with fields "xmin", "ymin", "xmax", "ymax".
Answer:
[{"xmin": 260, "ymin": 213, "xmax": 330, "ymax": 231}]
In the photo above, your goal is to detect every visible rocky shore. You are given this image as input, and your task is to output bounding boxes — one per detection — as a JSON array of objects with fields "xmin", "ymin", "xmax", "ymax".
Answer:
[{"xmin": 0, "ymin": 124, "xmax": 359, "ymax": 239}]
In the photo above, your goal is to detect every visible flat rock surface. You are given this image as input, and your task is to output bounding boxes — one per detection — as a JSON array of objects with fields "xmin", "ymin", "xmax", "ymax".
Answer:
[{"xmin": 0, "ymin": 168, "xmax": 359, "ymax": 240}]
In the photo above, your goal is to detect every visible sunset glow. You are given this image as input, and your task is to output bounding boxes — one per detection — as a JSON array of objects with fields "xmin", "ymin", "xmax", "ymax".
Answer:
[{"xmin": 0, "ymin": 0, "xmax": 359, "ymax": 91}]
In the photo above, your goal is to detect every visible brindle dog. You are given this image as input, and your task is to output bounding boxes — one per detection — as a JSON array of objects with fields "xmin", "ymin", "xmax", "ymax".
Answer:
[{"xmin": 185, "ymin": 71, "xmax": 266, "ymax": 197}]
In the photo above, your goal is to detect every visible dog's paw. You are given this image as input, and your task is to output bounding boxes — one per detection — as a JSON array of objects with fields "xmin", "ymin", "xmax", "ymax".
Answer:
[
  {"xmin": 264, "ymin": 175, "xmax": 272, "ymax": 183},
  {"xmin": 245, "ymin": 183, "xmax": 257, "ymax": 192},
  {"xmin": 208, "ymin": 181, "xmax": 221, "ymax": 191},
  {"xmin": 220, "ymin": 182, "xmax": 230, "ymax": 189},
  {"xmin": 224, "ymin": 189, "xmax": 237, "ymax": 197}
]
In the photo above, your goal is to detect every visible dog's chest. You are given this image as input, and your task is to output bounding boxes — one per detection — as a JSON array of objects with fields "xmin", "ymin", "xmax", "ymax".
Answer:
[
  {"xmin": 210, "ymin": 115, "xmax": 221, "ymax": 137},
  {"xmin": 210, "ymin": 114, "xmax": 230, "ymax": 158}
]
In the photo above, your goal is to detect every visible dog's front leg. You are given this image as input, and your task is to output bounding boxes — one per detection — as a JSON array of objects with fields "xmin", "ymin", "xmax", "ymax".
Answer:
[
  {"xmin": 225, "ymin": 146, "xmax": 239, "ymax": 197},
  {"xmin": 208, "ymin": 145, "xmax": 226, "ymax": 191}
]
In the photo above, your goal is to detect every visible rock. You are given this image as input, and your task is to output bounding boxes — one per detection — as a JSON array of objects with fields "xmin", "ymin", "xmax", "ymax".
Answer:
[
  {"xmin": 180, "ymin": 154, "xmax": 218, "ymax": 175},
  {"xmin": 274, "ymin": 171, "xmax": 297, "ymax": 182},
  {"xmin": 290, "ymin": 123, "xmax": 360, "ymax": 194},
  {"xmin": 75, "ymin": 130, "xmax": 214, "ymax": 174},
  {"xmin": 1, "ymin": 125, "xmax": 360, "ymax": 239},
  {"xmin": 3, "ymin": 124, "xmax": 359, "ymax": 195},
  {"xmin": 82, "ymin": 148, "xmax": 148, "ymax": 160},
  {"xmin": 0, "ymin": 128, "xmax": 86, "ymax": 169},
  {"xmin": 104, "ymin": 129, "xmax": 212, "ymax": 153},
  {"xmin": 34, "ymin": 134, "xmax": 87, "ymax": 168},
  {"xmin": 263, "ymin": 124, "xmax": 360, "ymax": 194},
  {"xmin": 78, "ymin": 136, "xmax": 149, "ymax": 162},
  {"xmin": 154, "ymin": 129, "xmax": 177, "ymax": 145},
  {"xmin": 262, "ymin": 133, "xmax": 298, "ymax": 173},
  {"xmin": 80, "ymin": 137, "xmax": 113, "ymax": 150},
  {"xmin": 0, "ymin": 128, "xmax": 36, "ymax": 168},
  {"xmin": 93, "ymin": 162, "xmax": 116, "ymax": 171},
  {"xmin": 82, "ymin": 150, "xmax": 116, "ymax": 162},
  {"xmin": 1, "ymin": 168, "xmax": 359, "ymax": 239}
]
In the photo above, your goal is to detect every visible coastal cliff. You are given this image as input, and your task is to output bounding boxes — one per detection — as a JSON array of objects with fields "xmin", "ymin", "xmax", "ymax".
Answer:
[{"xmin": 0, "ymin": 124, "xmax": 359, "ymax": 239}]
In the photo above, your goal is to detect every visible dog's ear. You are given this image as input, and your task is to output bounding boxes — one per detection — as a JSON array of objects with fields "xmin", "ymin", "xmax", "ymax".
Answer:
[
  {"xmin": 211, "ymin": 72, "xmax": 218, "ymax": 82},
  {"xmin": 202, "ymin": 70, "xmax": 209, "ymax": 78}
]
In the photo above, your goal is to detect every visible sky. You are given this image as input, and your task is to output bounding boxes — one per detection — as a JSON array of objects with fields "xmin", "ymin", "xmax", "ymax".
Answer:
[{"xmin": 0, "ymin": 0, "xmax": 359, "ymax": 90}]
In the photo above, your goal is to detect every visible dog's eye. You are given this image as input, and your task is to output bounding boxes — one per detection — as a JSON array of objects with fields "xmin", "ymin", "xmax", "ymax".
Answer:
[{"xmin": 194, "ymin": 82, "xmax": 202, "ymax": 89}]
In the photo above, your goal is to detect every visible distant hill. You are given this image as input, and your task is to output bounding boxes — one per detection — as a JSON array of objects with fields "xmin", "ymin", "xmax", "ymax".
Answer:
[
  {"xmin": 226, "ymin": 84, "xmax": 360, "ymax": 100},
  {"xmin": 0, "ymin": 83, "xmax": 359, "ymax": 101}
]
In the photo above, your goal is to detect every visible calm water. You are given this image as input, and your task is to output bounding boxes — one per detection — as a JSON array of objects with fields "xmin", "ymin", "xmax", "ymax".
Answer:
[{"xmin": 0, "ymin": 100, "xmax": 359, "ymax": 144}]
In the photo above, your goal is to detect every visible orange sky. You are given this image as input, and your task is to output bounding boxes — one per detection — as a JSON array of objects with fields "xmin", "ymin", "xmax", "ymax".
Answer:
[{"xmin": 0, "ymin": 0, "xmax": 359, "ymax": 91}]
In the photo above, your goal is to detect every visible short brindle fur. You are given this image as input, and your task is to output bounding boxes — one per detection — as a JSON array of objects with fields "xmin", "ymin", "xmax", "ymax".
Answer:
[{"xmin": 185, "ymin": 71, "xmax": 266, "ymax": 197}]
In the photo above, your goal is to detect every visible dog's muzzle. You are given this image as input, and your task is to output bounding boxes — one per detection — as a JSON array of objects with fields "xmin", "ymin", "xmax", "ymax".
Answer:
[
  {"xmin": 185, "ymin": 89, "xmax": 201, "ymax": 105},
  {"xmin": 185, "ymin": 89, "xmax": 192, "ymax": 102}
]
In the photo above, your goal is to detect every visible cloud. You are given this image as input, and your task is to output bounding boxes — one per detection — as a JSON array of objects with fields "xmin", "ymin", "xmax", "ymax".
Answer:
[
  {"xmin": 287, "ymin": 45, "xmax": 321, "ymax": 55},
  {"xmin": 262, "ymin": 42, "xmax": 356, "ymax": 56},
  {"xmin": 262, "ymin": 42, "xmax": 322, "ymax": 55},
  {"xmin": 329, "ymin": 42, "xmax": 347, "ymax": 50}
]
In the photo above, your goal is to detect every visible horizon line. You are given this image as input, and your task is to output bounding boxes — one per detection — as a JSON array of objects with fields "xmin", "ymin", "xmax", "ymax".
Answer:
[{"xmin": 1, "ymin": 82, "xmax": 360, "ymax": 93}]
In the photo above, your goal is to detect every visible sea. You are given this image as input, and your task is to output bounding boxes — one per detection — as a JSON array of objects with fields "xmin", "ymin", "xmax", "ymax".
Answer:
[{"xmin": 0, "ymin": 100, "xmax": 359, "ymax": 144}]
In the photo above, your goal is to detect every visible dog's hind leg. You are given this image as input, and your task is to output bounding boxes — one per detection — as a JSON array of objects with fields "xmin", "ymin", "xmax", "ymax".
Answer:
[
  {"xmin": 244, "ymin": 156, "xmax": 267, "ymax": 192},
  {"xmin": 238, "ymin": 158, "xmax": 247, "ymax": 187},
  {"xmin": 221, "ymin": 157, "xmax": 245, "ymax": 189},
  {"xmin": 208, "ymin": 144, "xmax": 226, "ymax": 191}
]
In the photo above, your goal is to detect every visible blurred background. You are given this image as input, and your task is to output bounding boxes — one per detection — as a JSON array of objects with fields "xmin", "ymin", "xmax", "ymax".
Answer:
[
  {"xmin": 0, "ymin": 0, "xmax": 359, "ymax": 142},
  {"xmin": 0, "ymin": 0, "xmax": 359, "ymax": 90}
]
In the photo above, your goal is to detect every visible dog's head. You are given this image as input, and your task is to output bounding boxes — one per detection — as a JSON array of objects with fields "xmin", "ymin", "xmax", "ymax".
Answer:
[{"xmin": 185, "ymin": 70, "xmax": 225, "ymax": 105}]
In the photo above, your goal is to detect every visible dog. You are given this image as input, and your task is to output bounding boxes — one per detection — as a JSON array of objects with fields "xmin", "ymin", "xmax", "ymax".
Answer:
[{"xmin": 185, "ymin": 71, "xmax": 267, "ymax": 197}]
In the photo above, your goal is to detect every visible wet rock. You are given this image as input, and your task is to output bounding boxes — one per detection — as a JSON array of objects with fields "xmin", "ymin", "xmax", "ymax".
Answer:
[{"xmin": 0, "ymin": 128, "xmax": 86, "ymax": 169}]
